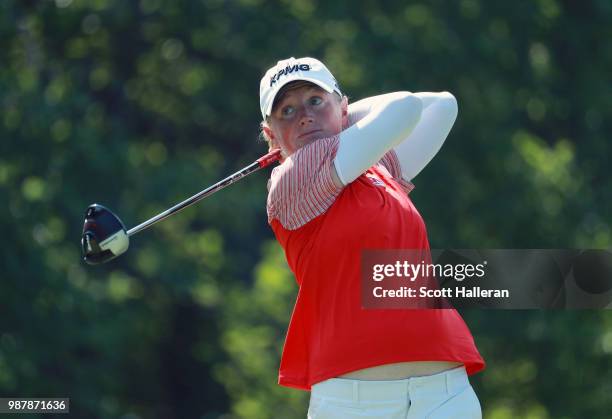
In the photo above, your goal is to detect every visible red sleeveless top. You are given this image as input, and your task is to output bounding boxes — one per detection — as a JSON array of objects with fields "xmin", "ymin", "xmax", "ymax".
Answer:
[{"xmin": 267, "ymin": 136, "xmax": 485, "ymax": 391}]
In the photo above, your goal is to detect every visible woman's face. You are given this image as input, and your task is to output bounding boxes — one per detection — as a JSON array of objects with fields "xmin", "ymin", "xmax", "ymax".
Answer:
[{"xmin": 263, "ymin": 83, "xmax": 348, "ymax": 157}]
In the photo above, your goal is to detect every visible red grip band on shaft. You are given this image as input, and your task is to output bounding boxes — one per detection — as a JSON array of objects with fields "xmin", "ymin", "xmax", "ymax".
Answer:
[{"xmin": 257, "ymin": 149, "xmax": 282, "ymax": 168}]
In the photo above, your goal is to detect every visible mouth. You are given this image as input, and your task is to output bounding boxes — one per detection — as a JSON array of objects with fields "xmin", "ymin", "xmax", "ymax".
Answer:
[{"xmin": 298, "ymin": 129, "xmax": 322, "ymax": 139}]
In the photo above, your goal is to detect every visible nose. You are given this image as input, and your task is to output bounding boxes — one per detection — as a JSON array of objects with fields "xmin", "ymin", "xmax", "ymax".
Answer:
[{"xmin": 299, "ymin": 108, "xmax": 315, "ymax": 126}]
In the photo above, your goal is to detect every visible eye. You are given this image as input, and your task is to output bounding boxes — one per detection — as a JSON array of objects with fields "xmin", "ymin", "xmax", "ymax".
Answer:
[
  {"xmin": 280, "ymin": 105, "xmax": 295, "ymax": 118},
  {"xmin": 309, "ymin": 96, "xmax": 323, "ymax": 106}
]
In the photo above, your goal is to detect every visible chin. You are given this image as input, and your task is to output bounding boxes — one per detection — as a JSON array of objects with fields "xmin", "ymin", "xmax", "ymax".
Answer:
[{"xmin": 303, "ymin": 132, "xmax": 328, "ymax": 143}]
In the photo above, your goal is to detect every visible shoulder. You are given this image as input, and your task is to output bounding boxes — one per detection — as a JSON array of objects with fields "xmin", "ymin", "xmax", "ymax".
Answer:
[
  {"xmin": 378, "ymin": 149, "xmax": 403, "ymax": 179},
  {"xmin": 377, "ymin": 150, "xmax": 416, "ymax": 195},
  {"xmin": 267, "ymin": 135, "xmax": 342, "ymax": 229},
  {"xmin": 268, "ymin": 135, "xmax": 340, "ymax": 195}
]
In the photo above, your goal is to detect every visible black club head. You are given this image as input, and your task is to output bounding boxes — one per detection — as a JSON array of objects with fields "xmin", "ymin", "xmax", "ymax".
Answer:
[{"xmin": 81, "ymin": 204, "xmax": 129, "ymax": 265}]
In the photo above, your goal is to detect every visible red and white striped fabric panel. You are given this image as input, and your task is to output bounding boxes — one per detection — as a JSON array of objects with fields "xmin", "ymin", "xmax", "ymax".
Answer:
[
  {"xmin": 266, "ymin": 136, "xmax": 342, "ymax": 230},
  {"xmin": 379, "ymin": 150, "xmax": 416, "ymax": 195},
  {"xmin": 267, "ymin": 136, "xmax": 414, "ymax": 230}
]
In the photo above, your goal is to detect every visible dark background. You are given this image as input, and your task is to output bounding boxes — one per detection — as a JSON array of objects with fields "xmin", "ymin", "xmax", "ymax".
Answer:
[{"xmin": 1, "ymin": 0, "xmax": 611, "ymax": 418}]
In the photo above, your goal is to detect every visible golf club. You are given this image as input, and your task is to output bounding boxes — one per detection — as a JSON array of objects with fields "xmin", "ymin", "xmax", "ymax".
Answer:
[{"xmin": 81, "ymin": 148, "xmax": 281, "ymax": 265}]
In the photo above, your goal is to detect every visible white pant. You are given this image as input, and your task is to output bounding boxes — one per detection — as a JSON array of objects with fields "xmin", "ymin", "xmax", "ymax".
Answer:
[{"xmin": 308, "ymin": 366, "xmax": 481, "ymax": 419}]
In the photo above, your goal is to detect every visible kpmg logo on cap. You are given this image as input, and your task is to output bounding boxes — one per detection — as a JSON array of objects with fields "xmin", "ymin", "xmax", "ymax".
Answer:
[{"xmin": 269, "ymin": 63, "xmax": 311, "ymax": 87}]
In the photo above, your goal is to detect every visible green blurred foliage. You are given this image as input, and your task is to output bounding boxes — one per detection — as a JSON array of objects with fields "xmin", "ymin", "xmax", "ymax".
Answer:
[{"xmin": 1, "ymin": 0, "xmax": 611, "ymax": 418}]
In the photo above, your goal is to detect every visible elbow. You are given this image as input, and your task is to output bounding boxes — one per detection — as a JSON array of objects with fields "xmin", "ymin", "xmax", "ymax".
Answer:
[{"xmin": 440, "ymin": 91, "xmax": 458, "ymax": 120}]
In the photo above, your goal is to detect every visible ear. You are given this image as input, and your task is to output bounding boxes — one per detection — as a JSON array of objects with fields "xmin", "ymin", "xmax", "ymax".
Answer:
[
  {"xmin": 262, "ymin": 125, "xmax": 274, "ymax": 140},
  {"xmin": 262, "ymin": 124, "xmax": 280, "ymax": 151}
]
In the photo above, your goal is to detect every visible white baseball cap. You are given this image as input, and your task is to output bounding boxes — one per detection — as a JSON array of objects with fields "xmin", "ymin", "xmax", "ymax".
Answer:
[{"xmin": 259, "ymin": 57, "xmax": 342, "ymax": 119}]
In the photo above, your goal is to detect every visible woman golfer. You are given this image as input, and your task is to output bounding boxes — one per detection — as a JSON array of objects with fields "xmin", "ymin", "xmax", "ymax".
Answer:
[{"xmin": 260, "ymin": 57, "xmax": 485, "ymax": 418}]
